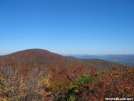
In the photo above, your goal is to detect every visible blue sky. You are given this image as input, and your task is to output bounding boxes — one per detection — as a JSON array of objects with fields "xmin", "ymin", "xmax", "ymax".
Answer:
[{"xmin": 0, "ymin": 0, "xmax": 134, "ymax": 55}]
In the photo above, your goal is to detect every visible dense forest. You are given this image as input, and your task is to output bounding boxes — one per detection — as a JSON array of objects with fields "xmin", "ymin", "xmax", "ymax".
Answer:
[{"xmin": 0, "ymin": 49, "xmax": 134, "ymax": 101}]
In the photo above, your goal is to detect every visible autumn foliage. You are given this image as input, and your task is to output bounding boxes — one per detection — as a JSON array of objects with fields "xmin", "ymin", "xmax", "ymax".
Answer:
[
  {"xmin": 0, "ymin": 49, "xmax": 134, "ymax": 101},
  {"xmin": 0, "ymin": 63, "xmax": 133, "ymax": 101},
  {"xmin": 49, "ymin": 65, "xmax": 134, "ymax": 101}
]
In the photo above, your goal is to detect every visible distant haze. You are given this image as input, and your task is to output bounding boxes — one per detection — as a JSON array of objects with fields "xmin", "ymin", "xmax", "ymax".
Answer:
[{"xmin": 70, "ymin": 54, "xmax": 134, "ymax": 66}]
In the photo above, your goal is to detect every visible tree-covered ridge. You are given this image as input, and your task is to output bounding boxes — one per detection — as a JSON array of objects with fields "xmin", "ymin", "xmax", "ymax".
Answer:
[
  {"xmin": 0, "ymin": 49, "xmax": 116, "ymax": 72},
  {"xmin": 0, "ymin": 49, "xmax": 82, "ymax": 67}
]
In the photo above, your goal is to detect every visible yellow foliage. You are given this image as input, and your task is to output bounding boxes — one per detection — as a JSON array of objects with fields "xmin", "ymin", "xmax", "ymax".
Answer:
[
  {"xmin": 0, "ymin": 97, "xmax": 9, "ymax": 101},
  {"xmin": 43, "ymin": 77, "xmax": 50, "ymax": 86},
  {"xmin": 36, "ymin": 75, "xmax": 52, "ymax": 97},
  {"xmin": 3, "ymin": 87, "xmax": 9, "ymax": 93}
]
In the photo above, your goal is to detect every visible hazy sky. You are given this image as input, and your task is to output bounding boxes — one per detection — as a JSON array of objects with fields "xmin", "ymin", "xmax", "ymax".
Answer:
[{"xmin": 0, "ymin": 0, "xmax": 134, "ymax": 55}]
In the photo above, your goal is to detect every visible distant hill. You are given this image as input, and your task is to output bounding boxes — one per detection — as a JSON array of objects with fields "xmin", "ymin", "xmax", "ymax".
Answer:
[
  {"xmin": 79, "ymin": 59, "xmax": 119, "ymax": 70},
  {"xmin": 71, "ymin": 54, "xmax": 134, "ymax": 66},
  {"xmin": 0, "ymin": 49, "xmax": 117, "ymax": 71},
  {"xmin": 0, "ymin": 49, "xmax": 81, "ymax": 67}
]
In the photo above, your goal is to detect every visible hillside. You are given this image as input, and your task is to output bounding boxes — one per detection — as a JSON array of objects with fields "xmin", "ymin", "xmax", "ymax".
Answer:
[
  {"xmin": 0, "ymin": 49, "xmax": 82, "ymax": 67},
  {"xmin": 0, "ymin": 49, "xmax": 113, "ymax": 71},
  {"xmin": 78, "ymin": 59, "xmax": 118, "ymax": 71},
  {"xmin": 71, "ymin": 54, "xmax": 134, "ymax": 66}
]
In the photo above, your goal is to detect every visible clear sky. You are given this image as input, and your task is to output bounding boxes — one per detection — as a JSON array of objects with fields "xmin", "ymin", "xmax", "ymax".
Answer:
[{"xmin": 0, "ymin": 0, "xmax": 134, "ymax": 55}]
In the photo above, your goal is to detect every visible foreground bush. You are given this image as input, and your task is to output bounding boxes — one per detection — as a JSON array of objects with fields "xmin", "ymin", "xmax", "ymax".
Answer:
[{"xmin": 0, "ymin": 66, "xmax": 51, "ymax": 101}]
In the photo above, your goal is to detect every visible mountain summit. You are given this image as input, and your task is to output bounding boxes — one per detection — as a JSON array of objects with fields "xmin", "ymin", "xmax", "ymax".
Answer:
[{"xmin": 0, "ymin": 49, "xmax": 80, "ymax": 66}]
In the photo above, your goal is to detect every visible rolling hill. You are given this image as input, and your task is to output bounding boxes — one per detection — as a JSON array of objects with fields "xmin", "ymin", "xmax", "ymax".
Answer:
[
  {"xmin": 71, "ymin": 54, "xmax": 134, "ymax": 66},
  {"xmin": 0, "ymin": 49, "xmax": 82, "ymax": 67},
  {"xmin": 79, "ymin": 59, "xmax": 119, "ymax": 70},
  {"xmin": 0, "ymin": 49, "xmax": 117, "ymax": 71}
]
